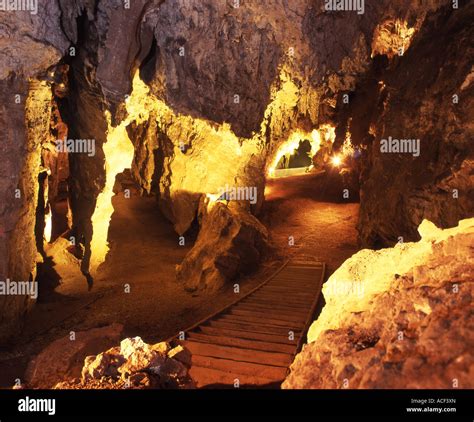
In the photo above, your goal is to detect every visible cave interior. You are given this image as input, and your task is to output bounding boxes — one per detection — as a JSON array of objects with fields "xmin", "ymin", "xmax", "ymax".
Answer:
[{"xmin": 0, "ymin": 0, "xmax": 473, "ymax": 390}]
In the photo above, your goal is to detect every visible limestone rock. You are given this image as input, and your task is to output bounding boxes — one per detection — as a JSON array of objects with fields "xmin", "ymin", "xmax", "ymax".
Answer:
[
  {"xmin": 283, "ymin": 218, "xmax": 474, "ymax": 389},
  {"xmin": 176, "ymin": 201, "xmax": 269, "ymax": 291},
  {"xmin": 25, "ymin": 323, "xmax": 124, "ymax": 389},
  {"xmin": 353, "ymin": 5, "xmax": 474, "ymax": 247},
  {"xmin": 78, "ymin": 337, "xmax": 195, "ymax": 389}
]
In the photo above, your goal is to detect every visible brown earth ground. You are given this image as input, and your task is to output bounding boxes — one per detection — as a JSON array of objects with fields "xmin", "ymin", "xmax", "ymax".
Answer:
[{"xmin": 0, "ymin": 171, "xmax": 359, "ymax": 388}]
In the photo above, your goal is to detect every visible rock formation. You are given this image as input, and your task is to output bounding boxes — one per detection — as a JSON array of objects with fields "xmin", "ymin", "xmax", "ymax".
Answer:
[
  {"xmin": 0, "ymin": 0, "xmax": 473, "ymax": 352},
  {"xmin": 283, "ymin": 218, "xmax": 474, "ymax": 389},
  {"xmin": 176, "ymin": 200, "xmax": 269, "ymax": 291},
  {"xmin": 58, "ymin": 336, "xmax": 194, "ymax": 389},
  {"xmin": 23, "ymin": 326, "xmax": 194, "ymax": 389}
]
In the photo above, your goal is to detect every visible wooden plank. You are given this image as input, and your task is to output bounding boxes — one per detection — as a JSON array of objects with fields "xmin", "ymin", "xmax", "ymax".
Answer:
[
  {"xmin": 189, "ymin": 366, "xmax": 280, "ymax": 388},
  {"xmin": 166, "ymin": 260, "xmax": 289, "ymax": 343},
  {"xmin": 270, "ymin": 278, "xmax": 315, "ymax": 285},
  {"xmin": 269, "ymin": 278, "xmax": 316, "ymax": 285},
  {"xmin": 242, "ymin": 299, "xmax": 312, "ymax": 309},
  {"xmin": 229, "ymin": 308, "xmax": 307, "ymax": 324},
  {"xmin": 274, "ymin": 271, "xmax": 320, "ymax": 277},
  {"xmin": 249, "ymin": 293, "xmax": 313, "ymax": 305},
  {"xmin": 187, "ymin": 332, "xmax": 295, "ymax": 354},
  {"xmin": 183, "ymin": 341, "xmax": 293, "ymax": 367},
  {"xmin": 197, "ymin": 326, "xmax": 297, "ymax": 345},
  {"xmin": 235, "ymin": 303, "xmax": 309, "ymax": 317},
  {"xmin": 259, "ymin": 287, "xmax": 314, "ymax": 297},
  {"xmin": 190, "ymin": 355, "xmax": 288, "ymax": 380},
  {"xmin": 296, "ymin": 263, "xmax": 326, "ymax": 353},
  {"xmin": 208, "ymin": 320, "xmax": 301, "ymax": 336},
  {"xmin": 252, "ymin": 290, "xmax": 313, "ymax": 300},
  {"xmin": 253, "ymin": 287, "xmax": 313, "ymax": 296},
  {"xmin": 219, "ymin": 314, "xmax": 305, "ymax": 329},
  {"xmin": 166, "ymin": 260, "xmax": 326, "ymax": 389},
  {"xmin": 288, "ymin": 263, "xmax": 324, "ymax": 268}
]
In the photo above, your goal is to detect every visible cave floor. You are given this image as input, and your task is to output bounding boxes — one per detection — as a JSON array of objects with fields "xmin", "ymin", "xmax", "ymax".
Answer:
[
  {"xmin": 262, "ymin": 171, "xmax": 360, "ymax": 276},
  {"xmin": 0, "ymin": 172, "xmax": 359, "ymax": 388}
]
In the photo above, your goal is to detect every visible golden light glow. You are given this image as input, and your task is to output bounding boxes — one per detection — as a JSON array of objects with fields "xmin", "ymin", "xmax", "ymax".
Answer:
[
  {"xmin": 44, "ymin": 211, "xmax": 52, "ymax": 243},
  {"xmin": 89, "ymin": 76, "xmax": 149, "ymax": 271},
  {"xmin": 342, "ymin": 130, "xmax": 355, "ymax": 157},
  {"xmin": 267, "ymin": 124, "xmax": 336, "ymax": 177},
  {"xmin": 371, "ymin": 19, "xmax": 416, "ymax": 59},
  {"xmin": 87, "ymin": 67, "xmax": 338, "ymax": 266},
  {"xmin": 307, "ymin": 218, "xmax": 474, "ymax": 343},
  {"xmin": 331, "ymin": 155, "xmax": 342, "ymax": 167}
]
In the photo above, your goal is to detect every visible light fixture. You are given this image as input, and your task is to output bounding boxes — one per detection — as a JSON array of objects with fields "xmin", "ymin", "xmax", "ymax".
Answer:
[{"xmin": 331, "ymin": 155, "xmax": 342, "ymax": 167}]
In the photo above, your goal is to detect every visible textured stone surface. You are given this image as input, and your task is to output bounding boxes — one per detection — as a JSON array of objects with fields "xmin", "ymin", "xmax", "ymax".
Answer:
[
  {"xmin": 1, "ymin": 0, "xmax": 472, "ymax": 346},
  {"xmin": 0, "ymin": 5, "xmax": 69, "ymax": 79},
  {"xmin": 0, "ymin": 79, "xmax": 53, "ymax": 343},
  {"xmin": 25, "ymin": 323, "xmax": 123, "ymax": 389},
  {"xmin": 283, "ymin": 219, "xmax": 474, "ymax": 389},
  {"xmin": 348, "ymin": 4, "xmax": 474, "ymax": 247},
  {"xmin": 77, "ymin": 336, "xmax": 194, "ymax": 389},
  {"xmin": 177, "ymin": 201, "xmax": 269, "ymax": 291},
  {"xmin": 0, "ymin": 2, "xmax": 70, "ymax": 343}
]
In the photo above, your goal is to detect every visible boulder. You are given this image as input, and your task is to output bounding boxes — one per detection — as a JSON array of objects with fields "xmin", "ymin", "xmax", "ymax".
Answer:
[
  {"xmin": 25, "ymin": 323, "xmax": 124, "ymax": 389},
  {"xmin": 77, "ymin": 337, "xmax": 195, "ymax": 389},
  {"xmin": 176, "ymin": 201, "xmax": 268, "ymax": 291},
  {"xmin": 283, "ymin": 219, "xmax": 474, "ymax": 389}
]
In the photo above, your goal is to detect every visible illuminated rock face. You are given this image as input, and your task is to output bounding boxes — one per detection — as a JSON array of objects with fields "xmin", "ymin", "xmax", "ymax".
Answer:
[
  {"xmin": 0, "ymin": 0, "xmax": 68, "ymax": 343},
  {"xmin": 283, "ymin": 219, "xmax": 474, "ymax": 389},
  {"xmin": 0, "ymin": 80, "xmax": 54, "ymax": 343},
  {"xmin": 57, "ymin": 0, "xmax": 459, "ymax": 278},
  {"xmin": 0, "ymin": 0, "xmax": 471, "ymax": 340},
  {"xmin": 176, "ymin": 201, "xmax": 269, "ymax": 292}
]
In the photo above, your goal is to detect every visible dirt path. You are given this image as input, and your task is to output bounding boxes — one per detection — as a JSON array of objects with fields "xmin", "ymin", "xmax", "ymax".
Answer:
[{"xmin": 261, "ymin": 172, "xmax": 360, "ymax": 276}]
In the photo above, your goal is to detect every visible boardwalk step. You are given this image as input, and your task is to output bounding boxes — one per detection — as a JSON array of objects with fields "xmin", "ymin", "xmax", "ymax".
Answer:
[
  {"xmin": 197, "ymin": 326, "xmax": 298, "ymax": 345},
  {"xmin": 230, "ymin": 307, "xmax": 308, "ymax": 322},
  {"xmin": 168, "ymin": 262, "xmax": 326, "ymax": 388},
  {"xmin": 189, "ymin": 366, "xmax": 280, "ymax": 388},
  {"xmin": 207, "ymin": 320, "xmax": 300, "ymax": 337},
  {"xmin": 187, "ymin": 332, "xmax": 295, "ymax": 354},
  {"xmin": 183, "ymin": 341, "xmax": 293, "ymax": 367},
  {"xmin": 236, "ymin": 302, "xmax": 309, "ymax": 316},
  {"xmin": 190, "ymin": 354, "xmax": 289, "ymax": 380},
  {"xmin": 220, "ymin": 313, "xmax": 305, "ymax": 328}
]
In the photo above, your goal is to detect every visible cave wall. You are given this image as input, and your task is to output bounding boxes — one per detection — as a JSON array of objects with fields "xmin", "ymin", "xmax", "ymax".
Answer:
[
  {"xmin": 283, "ymin": 218, "xmax": 474, "ymax": 389},
  {"xmin": 0, "ymin": 5, "xmax": 69, "ymax": 342},
  {"xmin": 1, "ymin": 0, "xmax": 472, "ymax": 329},
  {"xmin": 351, "ymin": 3, "xmax": 474, "ymax": 247}
]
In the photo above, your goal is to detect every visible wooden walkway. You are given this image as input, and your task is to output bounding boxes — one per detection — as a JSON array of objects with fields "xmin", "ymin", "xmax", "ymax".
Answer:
[{"xmin": 175, "ymin": 261, "xmax": 325, "ymax": 388}]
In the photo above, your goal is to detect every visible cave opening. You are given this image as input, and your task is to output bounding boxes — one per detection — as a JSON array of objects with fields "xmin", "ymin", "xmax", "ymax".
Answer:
[{"xmin": 275, "ymin": 140, "xmax": 312, "ymax": 170}]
